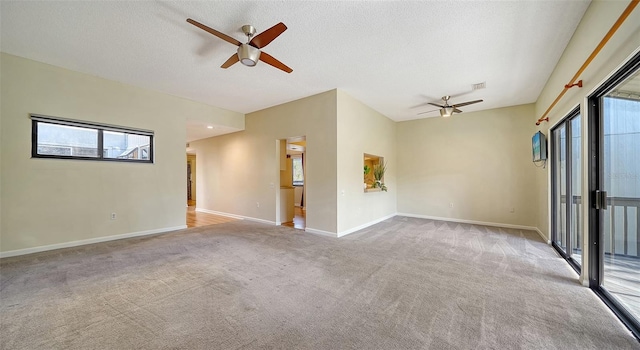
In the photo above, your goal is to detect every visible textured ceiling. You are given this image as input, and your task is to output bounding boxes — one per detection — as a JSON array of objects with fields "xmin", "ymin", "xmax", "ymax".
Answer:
[{"xmin": 1, "ymin": 1, "xmax": 591, "ymax": 131}]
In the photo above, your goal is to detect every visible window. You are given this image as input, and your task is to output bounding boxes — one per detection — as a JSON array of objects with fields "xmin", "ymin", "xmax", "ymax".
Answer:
[
  {"xmin": 292, "ymin": 156, "xmax": 303, "ymax": 186},
  {"xmin": 31, "ymin": 114, "xmax": 153, "ymax": 163}
]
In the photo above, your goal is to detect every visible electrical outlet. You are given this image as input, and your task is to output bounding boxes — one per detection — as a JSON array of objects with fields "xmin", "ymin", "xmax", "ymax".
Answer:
[
  {"xmin": 110, "ymin": 212, "xmax": 117, "ymax": 220},
  {"xmin": 449, "ymin": 203, "xmax": 454, "ymax": 208},
  {"xmin": 256, "ymin": 202, "xmax": 260, "ymax": 208},
  {"xmin": 510, "ymin": 207, "xmax": 515, "ymax": 213}
]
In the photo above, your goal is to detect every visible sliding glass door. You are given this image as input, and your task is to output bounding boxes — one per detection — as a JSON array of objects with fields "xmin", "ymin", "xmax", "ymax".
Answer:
[
  {"xmin": 551, "ymin": 107, "xmax": 581, "ymax": 271},
  {"xmin": 589, "ymin": 51, "xmax": 640, "ymax": 339}
]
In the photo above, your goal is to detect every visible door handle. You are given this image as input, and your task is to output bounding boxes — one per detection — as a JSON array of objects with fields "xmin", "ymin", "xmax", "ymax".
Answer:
[{"xmin": 594, "ymin": 190, "xmax": 608, "ymax": 210}]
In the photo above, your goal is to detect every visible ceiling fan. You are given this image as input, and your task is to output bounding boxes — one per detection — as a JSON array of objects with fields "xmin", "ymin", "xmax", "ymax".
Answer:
[
  {"xmin": 418, "ymin": 96, "xmax": 483, "ymax": 117},
  {"xmin": 186, "ymin": 18, "xmax": 292, "ymax": 73}
]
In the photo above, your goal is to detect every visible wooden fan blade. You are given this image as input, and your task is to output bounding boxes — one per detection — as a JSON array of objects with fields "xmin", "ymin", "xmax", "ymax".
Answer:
[
  {"xmin": 187, "ymin": 18, "xmax": 241, "ymax": 46},
  {"xmin": 410, "ymin": 103, "xmax": 427, "ymax": 109},
  {"xmin": 249, "ymin": 22, "xmax": 287, "ymax": 49},
  {"xmin": 410, "ymin": 101, "xmax": 437, "ymax": 109},
  {"xmin": 453, "ymin": 99, "xmax": 483, "ymax": 108},
  {"xmin": 418, "ymin": 109, "xmax": 440, "ymax": 115},
  {"xmin": 427, "ymin": 102, "xmax": 445, "ymax": 108},
  {"xmin": 259, "ymin": 51, "xmax": 293, "ymax": 73},
  {"xmin": 221, "ymin": 54, "xmax": 239, "ymax": 68},
  {"xmin": 453, "ymin": 108, "xmax": 463, "ymax": 113}
]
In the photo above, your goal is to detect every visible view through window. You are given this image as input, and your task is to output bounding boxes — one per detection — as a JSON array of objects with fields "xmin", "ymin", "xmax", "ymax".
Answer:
[
  {"xmin": 292, "ymin": 156, "xmax": 303, "ymax": 186},
  {"xmin": 32, "ymin": 115, "xmax": 153, "ymax": 162},
  {"xmin": 601, "ymin": 79, "xmax": 640, "ymax": 324}
]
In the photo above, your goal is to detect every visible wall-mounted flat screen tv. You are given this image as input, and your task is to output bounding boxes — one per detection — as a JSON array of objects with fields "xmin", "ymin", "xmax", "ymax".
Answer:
[{"xmin": 532, "ymin": 131, "xmax": 547, "ymax": 162}]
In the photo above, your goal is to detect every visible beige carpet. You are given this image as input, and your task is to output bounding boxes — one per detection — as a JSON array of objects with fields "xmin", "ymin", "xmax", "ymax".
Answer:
[{"xmin": 1, "ymin": 217, "xmax": 638, "ymax": 349}]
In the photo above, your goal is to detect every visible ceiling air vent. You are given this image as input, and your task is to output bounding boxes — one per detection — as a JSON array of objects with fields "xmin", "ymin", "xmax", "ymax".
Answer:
[{"xmin": 472, "ymin": 82, "xmax": 486, "ymax": 90}]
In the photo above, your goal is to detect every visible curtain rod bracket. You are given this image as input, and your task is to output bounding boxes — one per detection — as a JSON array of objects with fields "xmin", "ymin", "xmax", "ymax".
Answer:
[
  {"xmin": 535, "ymin": 117, "xmax": 549, "ymax": 126},
  {"xmin": 564, "ymin": 80, "xmax": 583, "ymax": 89}
]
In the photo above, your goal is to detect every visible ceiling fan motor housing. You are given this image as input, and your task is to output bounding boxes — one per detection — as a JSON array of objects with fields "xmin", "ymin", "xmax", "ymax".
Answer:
[{"xmin": 237, "ymin": 44, "xmax": 261, "ymax": 67}]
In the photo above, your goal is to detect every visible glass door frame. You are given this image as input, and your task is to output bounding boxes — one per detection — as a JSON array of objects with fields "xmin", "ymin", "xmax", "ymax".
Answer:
[
  {"xmin": 588, "ymin": 50, "xmax": 640, "ymax": 340},
  {"xmin": 551, "ymin": 106, "xmax": 581, "ymax": 273}
]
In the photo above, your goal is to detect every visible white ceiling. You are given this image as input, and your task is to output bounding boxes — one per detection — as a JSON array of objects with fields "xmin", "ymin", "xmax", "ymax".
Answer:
[{"xmin": 1, "ymin": 1, "xmax": 591, "ymax": 134}]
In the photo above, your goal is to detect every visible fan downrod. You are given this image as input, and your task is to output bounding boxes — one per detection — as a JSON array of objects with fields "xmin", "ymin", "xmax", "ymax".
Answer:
[{"xmin": 241, "ymin": 25, "xmax": 256, "ymax": 40}]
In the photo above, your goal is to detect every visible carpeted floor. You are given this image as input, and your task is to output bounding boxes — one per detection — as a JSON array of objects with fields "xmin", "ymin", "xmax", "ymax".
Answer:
[{"xmin": 1, "ymin": 217, "xmax": 638, "ymax": 349}]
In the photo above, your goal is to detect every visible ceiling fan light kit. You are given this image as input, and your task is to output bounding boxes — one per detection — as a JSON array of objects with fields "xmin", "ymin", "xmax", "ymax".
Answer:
[
  {"xmin": 186, "ymin": 18, "xmax": 292, "ymax": 73},
  {"xmin": 440, "ymin": 107, "xmax": 454, "ymax": 118},
  {"xmin": 238, "ymin": 44, "xmax": 260, "ymax": 67}
]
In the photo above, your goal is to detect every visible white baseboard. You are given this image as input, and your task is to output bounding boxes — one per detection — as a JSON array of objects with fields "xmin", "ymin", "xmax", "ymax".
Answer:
[
  {"xmin": 535, "ymin": 227, "xmax": 551, "ymax": 244},
  {"xmin": 337, "ymin": 213, "xmax": 397, "ymax": 238},
  {"xmin": 195, "ymin": 208, "xmax": 244, "ymax": 220},
  {"xmin": 399, "ymin": 213, "xmax": 551, "ymax": 244},
  {"xmin": 304, "ymin": 227, "xmax": 337, "ymax": 238},
  {"xmin": 195, "ymin": 208, "xmax": 277, "ymax": 226},
  {"xmin": 300, "ymin": 213, "xmax": 547, "ymax": 241},
  {"xmin": 397, "ymin": 212, "xmax": 541, "ymax": 232},
  {"xmin": 0, "ymin": 225, "xmax": 187, "ymax": 259}
]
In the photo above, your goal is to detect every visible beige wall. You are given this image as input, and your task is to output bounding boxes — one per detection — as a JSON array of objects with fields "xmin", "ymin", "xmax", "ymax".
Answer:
[
  {"xmin": 532, "ymin": 0, "xmax": 640, "ymax": 280},
  {"xmin": 396, "ymin": 104, "xmax": 537, "ymax": 227},
  {"xmin": 534, "ymin": 0, "xmax": 640, "ymax": 242},
  {"xmin": 5, "ymin": 0, "xmax": 638, "ymax": 254},
  {"xmin": 336, "ymin": 90, "xmax": 397, "ymax": 234},
  {"xmin": 190, "ymin": 90, "xmax": 338, "ymax": 233},
  {"xmin": 0, "ymin": 53, "xmax": 244, "ymax": 254}
]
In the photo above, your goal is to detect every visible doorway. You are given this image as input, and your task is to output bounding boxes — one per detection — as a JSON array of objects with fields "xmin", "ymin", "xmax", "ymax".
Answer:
[
  {"xmin": 279, "ymin": 136, "xmax": 306, "ymax": 230},
  {"xmin": 187, "ymin": 153, "xmax": 196, "ymax": 207}
]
